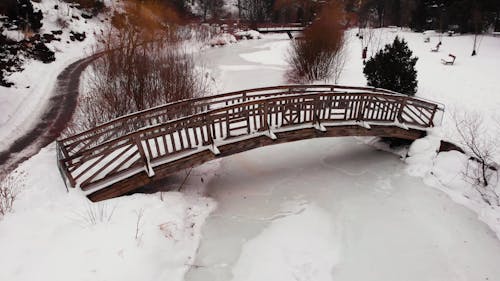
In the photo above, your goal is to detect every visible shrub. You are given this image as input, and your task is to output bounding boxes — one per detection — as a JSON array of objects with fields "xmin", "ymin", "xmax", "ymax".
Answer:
[
  {"xmin": 286, "ymin": 2, "xmax": 346, "ymax": 83},
  {"xmin": 363, "ymin": 37, "xmax": 418, "ymax": 96},
  {"xmin": 0, "ymin": 172, "xmax": 24, "ymax": 217}
]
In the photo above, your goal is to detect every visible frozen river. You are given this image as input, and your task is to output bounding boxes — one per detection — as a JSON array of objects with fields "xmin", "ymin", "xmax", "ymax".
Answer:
[{"xmin": 186, "ymin": 35, "xmax": 500, "ymax": 281}]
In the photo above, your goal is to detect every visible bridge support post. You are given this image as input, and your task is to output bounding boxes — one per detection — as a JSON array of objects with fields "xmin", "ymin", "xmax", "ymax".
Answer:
[
  {"xmin": 312, "ymin": 96, "xmax": 326, "ymax": 132},
  {"xmin": 56, "ymin": 141, "xmax": 75, "ymax": 190}
]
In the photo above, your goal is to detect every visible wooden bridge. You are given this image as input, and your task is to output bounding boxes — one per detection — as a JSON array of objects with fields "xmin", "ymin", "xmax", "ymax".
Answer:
[
  {"xmin": 255, "ymin": 23, "xmax": 305, "ymax": 39},
  {"xmin": 56, "ymin": 85, "xmax": 444, "ymax": 201}
]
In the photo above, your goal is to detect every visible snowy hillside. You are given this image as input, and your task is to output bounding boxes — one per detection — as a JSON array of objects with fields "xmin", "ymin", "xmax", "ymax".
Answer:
[{"xmin": 0, "ymin": 0, "xmax": 113, "ymax": 151}]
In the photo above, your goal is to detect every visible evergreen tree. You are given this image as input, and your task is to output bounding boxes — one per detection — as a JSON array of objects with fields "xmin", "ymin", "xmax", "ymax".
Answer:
[
  {"xmin": 0, "ymin": 0, "xmax": 43, "ymax": 32},
  {"xmin": 363, "ymin": 37, "xmax": 418, "ymax": 96}
]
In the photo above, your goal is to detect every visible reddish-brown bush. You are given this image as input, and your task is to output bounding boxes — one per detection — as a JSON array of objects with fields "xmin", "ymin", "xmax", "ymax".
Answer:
[{"xmin": 286, "ymin": 2, "xmax": 346, "ymax": 83}]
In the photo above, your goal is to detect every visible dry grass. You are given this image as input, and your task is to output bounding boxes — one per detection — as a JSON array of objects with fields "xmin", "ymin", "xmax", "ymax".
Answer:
[{"xmin": 0, "ymin": 171, "xmax": 24, "ymax": 217}]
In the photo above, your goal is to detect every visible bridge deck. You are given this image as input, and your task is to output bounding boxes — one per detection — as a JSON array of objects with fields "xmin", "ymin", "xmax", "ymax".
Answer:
[
  {"xmin": 56, "ymin": 85, "xmax": 444, "ymax": 201},
  {"xmin": 256, "ymin": 27, "xmax": 305, "ymax": 33}
]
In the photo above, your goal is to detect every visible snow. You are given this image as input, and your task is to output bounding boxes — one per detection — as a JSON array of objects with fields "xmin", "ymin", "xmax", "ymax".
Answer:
[
  {"xmin": 2, "ymin": 24, "xmax": 500, "ymax": 281},
  {"xmin": 239, "ymin": 40, "xmax": 289, "ymax": 66},
  {"xmin": 234, "ymin": 30, "xmax": 262, "ymax": 40},
  {"xmin": 342, "ymin": 29, "xmax": 500, "ymax": 140},
  {"xmin": 0, "ymin": 0, "xmax": 110, "ymax": 152},
  {"xmin": 209, "ymin": 33, "xmax": 237, "ymax": 46},
  {"xmin": 0, "ymin": 144, "xmax": 216, "ymax": 281},
  {"xmin": 406, "ymin": 136, "xmax": 500, "ymax": 240},
  {"xmin": 185, "ymin": 30, "xmax": 500, "ymax": 281},
  {"xmin": 2, "ymin": 29, "xmax": 25, "ymax": 41},
  {"xmin": 231, "ymin": 205, "xmax": 340, "ymax": 281}
]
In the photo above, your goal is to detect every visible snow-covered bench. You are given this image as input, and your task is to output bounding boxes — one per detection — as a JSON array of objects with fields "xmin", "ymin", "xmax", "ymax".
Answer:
[
  {"xmin": 431, "ymin": 42, "xmax": 441, "ymax": 52},
  {"xmin": 493, "ymin": 32, "xmax": 500, "ymax": 37},
  {"xmin": 441, "ymin": 54, "xmax": 456, "ymax": 65}
]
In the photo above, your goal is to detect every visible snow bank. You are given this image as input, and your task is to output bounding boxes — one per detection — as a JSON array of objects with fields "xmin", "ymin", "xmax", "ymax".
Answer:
[
  {"xmin": 231, "ymin": 204, "xmax": 340, "ymax": 281},
  {"xmin": 234, "ymin": 30, "xmax": 262, "ymax": 40},
  {"xmin": 405, "ymin": 135, "xmax": 500, "ymax": 240},
  {"xmin": 0, "ymin": 144, "xmax": 216, "ymax": 281},
  {"xmin": 209, "ymin": 33, "xmax": 237, "ymax": 46},
  {"xmin": 405, "ymin": 134, "xmax": 441, "ymax": 177},
  {"xmin": 2, "ymin": 29, "xmax": 25, "ymax": 41}
]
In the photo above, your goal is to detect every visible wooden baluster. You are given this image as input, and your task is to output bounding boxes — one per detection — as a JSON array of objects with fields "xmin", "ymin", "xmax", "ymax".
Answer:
[
  {"xmin": 225, "ymin": 109, "xmax": 231, "ymax": 137},
  {"xmin": 428, "ymin": 104, "xmax": 438, "ymax": 127},
  {"xmin": 397, "ymin": 97, "xmax": 407, "ymax": 123},
  {"xmin": 263, "ymin": 101, "xmax": 270, "ymax": 131},
  {"xmin": 153, "ymin": 134, "xmax": 160, "ymax": 157},
  {"xmin": 134, "ymin": 135, "xmax": 153, "ymax": 176},
  {"xmin": 56, "ymin": 141, "xmax": 76, "ymax": 188},
  {"xmin": 161, "ymin": 132, "xmax": 168, "ymax": 154}
]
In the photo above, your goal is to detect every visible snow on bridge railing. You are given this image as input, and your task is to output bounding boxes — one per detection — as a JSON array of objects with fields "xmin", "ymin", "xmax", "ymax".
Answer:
[{"xmin": 56, "ymin": 85, "xmax": 444, "ymax": 191}]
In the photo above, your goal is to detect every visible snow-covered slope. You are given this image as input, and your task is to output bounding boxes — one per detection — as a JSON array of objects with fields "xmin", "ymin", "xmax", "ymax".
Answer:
[
  {"xmin": 0, "ymin": 144, "xmax": 216, "ymax": 281},
  {"xmin": 0, "ymin": 0, "xmax": 112, "ymax": 151}
]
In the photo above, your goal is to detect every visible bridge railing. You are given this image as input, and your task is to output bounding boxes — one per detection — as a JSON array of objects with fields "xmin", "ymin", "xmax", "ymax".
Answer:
[
  {"xmin": 56, "ymin": 88, "xmax": 443, "ymax": 191},
  {"xmin": 57, "ymin": 85, "xmax": 441, "ymax": 159}
]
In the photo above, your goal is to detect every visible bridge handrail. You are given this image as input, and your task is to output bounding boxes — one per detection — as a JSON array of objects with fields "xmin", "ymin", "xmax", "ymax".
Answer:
[
  {"xmin": 57, "ymin": 85, "xmax": 443, "ymax": 158},
  {"xmin": 57, "ymin": 89, "xmax": 443, "ymax": 190}
]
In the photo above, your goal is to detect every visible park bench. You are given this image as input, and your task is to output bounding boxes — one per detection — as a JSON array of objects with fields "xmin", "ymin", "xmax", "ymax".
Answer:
[
  {"xmin": 431, "ymin": 42, "xmax": 441, "ymax": 52},
  {"xmin": 441, "ymin": 54, "xmax": 456, "ymax": 65}
]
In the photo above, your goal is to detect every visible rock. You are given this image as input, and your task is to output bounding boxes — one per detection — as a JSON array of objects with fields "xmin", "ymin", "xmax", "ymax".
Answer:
[
  {"xmin": 70, "ymin": 31, "xmax": 86, "ymax": 42},
  {"xmin": 81, "ymin": 13, "xmax": 93, "ymax": 19},
  {"xmin": 42, "ymin": 33, "xmax": 58, "ymax": 43},
  {"xmin": 31, "ymin": 42, "xmax": 55, "ymax": 63}
]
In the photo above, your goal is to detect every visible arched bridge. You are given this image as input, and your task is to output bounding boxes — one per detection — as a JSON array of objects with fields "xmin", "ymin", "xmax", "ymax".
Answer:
[{"xmin": 56, "ymin": 85, "xmax": 444, "ymax": 201}]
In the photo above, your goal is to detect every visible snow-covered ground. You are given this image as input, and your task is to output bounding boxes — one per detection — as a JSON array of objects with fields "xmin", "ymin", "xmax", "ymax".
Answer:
[
  {"xmin": 2, "ymin": 27, "xmax": 500, "ymax": 281},
  {"xmin": 0, "ymin": 144, "xmax": 216, "ymax": 281}
]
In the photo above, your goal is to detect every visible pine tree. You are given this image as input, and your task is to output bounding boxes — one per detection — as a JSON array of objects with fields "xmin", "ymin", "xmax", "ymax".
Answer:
[{"xmin": 363, "ymin": 37, "xmax": 418, "ymax": 96}]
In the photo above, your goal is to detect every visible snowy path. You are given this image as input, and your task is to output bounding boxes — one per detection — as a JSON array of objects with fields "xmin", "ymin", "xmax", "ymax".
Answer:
[
  {"xmin": 186, "ymin": 138, "xmax": 500, "ymax": 281},
  {"xmin": 0, "ymin": 52, "xmax": 103, "ymax": 178}
]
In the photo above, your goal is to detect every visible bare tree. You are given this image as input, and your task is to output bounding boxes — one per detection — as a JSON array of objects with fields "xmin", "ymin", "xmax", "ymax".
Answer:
[
  {"xmin": 66, "ymin": 2, "xmax": 211, "ymax": 134},
  {"xmin": 453, "ymin": 112, "xmax": 499, "ymax": 206}
]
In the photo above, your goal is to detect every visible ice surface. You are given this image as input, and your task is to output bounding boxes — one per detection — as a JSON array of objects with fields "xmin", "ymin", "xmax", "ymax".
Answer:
[{"xmin": 185, "ymin": 138, "xmax": 500, "ymax": 281}]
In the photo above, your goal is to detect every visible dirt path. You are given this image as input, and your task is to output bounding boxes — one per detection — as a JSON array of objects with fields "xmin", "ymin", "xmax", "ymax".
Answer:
[{"xmin": 0, "ymin": 52, "xmax": 103, "ymax": 178}]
